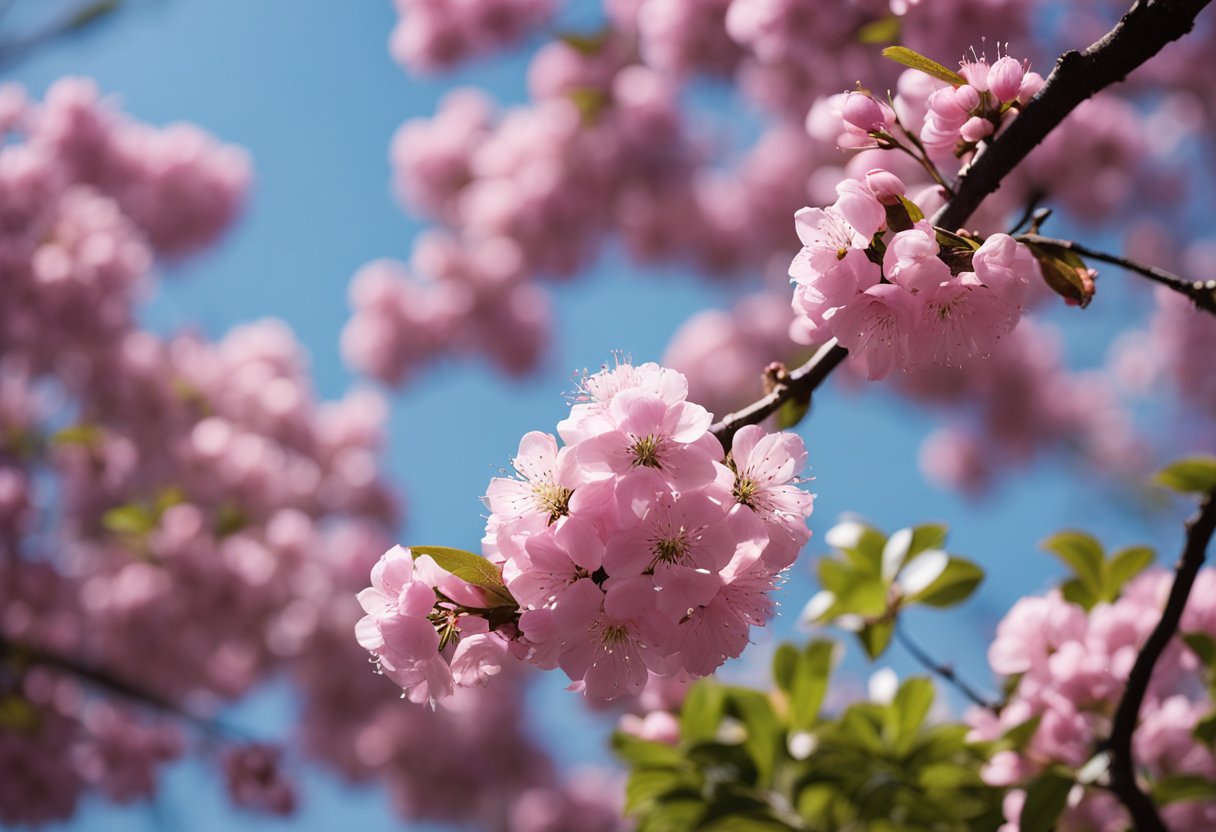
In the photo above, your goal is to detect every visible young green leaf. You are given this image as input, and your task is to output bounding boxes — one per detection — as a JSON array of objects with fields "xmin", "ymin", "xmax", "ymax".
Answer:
[
  {"xmin": 1155, "ymin": 456, "xmax": 1216, "ymax": 495},
  {"xmin": 908, "ymin": 557, "xmax": 984, "ymax": 608},
  {"xmin": 787, "ymin": 640, "xmax": 836, "ymax": 731},
  {"xmin": 1104, "ymin": 545, "xmax": 1155, "ymax": 600},
  {"xmin": 408, "ymin": 545, "xmax": 515, "ymax": 607},
  {"xmin": 1041, "ymin": 531, "xmax": 1105, "ymax": 597},
  {"xmin": 1019, "ymin": 774, "xmax": 1074, "ymax": 832},
  {"xmin": 681, "ymin": 679, "xmax": 727, "ymax": 744},
  {"xmin": 881, "ymin": 46, "xmax": 966, "ymax": 85}
]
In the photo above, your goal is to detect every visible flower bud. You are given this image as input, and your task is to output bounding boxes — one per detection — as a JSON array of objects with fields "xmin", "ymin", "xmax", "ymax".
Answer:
[
  {"xmin": 960, "ymin": 116, "xmax": 994, "ymax": 143},
  {"xmin": 1018, "ymin": 71, "xmax": 1045, "ymax": 104},
  {"xmin": 953, "ymin": 84, "xmax": 981, "ymax": 114},
  {"xmin": 988, "ymin": 56, "xmax": 1025, "ymax": 103},
  {"xmin": 864, "ymin": 168, "xmax": 906, "ymax": 205},
  {"xmin": 841, "ymin": 91, "xmax": 888, "ymax": 134}
]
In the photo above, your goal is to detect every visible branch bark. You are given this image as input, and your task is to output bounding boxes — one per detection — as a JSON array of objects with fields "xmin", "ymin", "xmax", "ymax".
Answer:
[
  {"xmin": 710, "ymin": 0, "xmax": 1213, "ymax": 446},
  {"xmin": 1107, "ymin": 487, "xmax": 1216, "ymax": 832}
]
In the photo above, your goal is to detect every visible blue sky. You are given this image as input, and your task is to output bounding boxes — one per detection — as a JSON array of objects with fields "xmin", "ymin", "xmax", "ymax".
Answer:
[{"xmin": 3, "ymin": 2, "xmax": 1195, "ymax": 829}]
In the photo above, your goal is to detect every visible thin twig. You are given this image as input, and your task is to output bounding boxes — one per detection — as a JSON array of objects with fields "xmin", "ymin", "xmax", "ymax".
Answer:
[
  {"xmin": 1018, "ymin": 233, "xmax": 1216, "ymax": 315},
  {"xmin": 894, "ymin": 625, "xmax": 999, "ymax": 713},
  {"xmin": 1105, "ymin": 488, "xmax": 1216, "ymax": 832}
]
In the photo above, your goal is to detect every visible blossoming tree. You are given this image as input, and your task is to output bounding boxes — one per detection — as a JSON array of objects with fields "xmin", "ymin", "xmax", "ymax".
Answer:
[{"xmin": 3, "ymin": 0, "xmax": 1216, "ymax": 831}]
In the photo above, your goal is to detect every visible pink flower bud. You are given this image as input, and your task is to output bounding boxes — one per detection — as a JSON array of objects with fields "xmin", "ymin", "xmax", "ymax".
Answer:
[
  {"xmin": 1018, "ymin": 71, "xmax": 1045, "ymax": 104},
  {"xmin": 960, "ymin": 116, "xmax": 994, "ymax": 143},
  {"xmin": 988, "ymin": 57, "xmax": 1025, "ymax": 103},
  {"xmin": 864, "ymin": 168, "xmax": 906, "ymax": 204},
  {"xmin": 953, "ymin": 85, "xmax": 981, "ymax": 114},
  {"xmin": 841, "ymin": 91, "xmax": 888, "ymax": 134}
]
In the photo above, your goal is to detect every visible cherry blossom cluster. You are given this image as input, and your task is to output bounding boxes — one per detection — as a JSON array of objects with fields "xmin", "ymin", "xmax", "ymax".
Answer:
[
  {"xmin": 0, "ymin": 78, "xmax": 249, "ymax": 380},
  {"xmin": 390, "ymin": 0, "xmax": 556, "ymax": 73},
  {"xmin": 969, "ymin": 570, "xmax": 1216, "ymax": 831},
  {"xmin": 788, "ymin": 168, "xmax": 1040, "ymax": 379},
  {"xmin": 356, "ymin": 361, "xmax": 815, "ymax": 703}
]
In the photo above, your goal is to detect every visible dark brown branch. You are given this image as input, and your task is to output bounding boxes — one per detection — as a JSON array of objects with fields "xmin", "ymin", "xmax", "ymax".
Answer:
[
  {"xmin": 710, "ymin": 0, "xmax": 1212, "ymax": 447},
  {"xmin": 1018, "ymin": 234, "xmax": 1216, "ymax": 315},
  {"xmin": 933, "ymin": 0, "xmax": 1213, "ymax": 232},
  {"xmin": 1107, "ymin": 487, "xmax": 1216, "ymax": 832},
  {"xmin": 894, "ymin": 625, "xmax": 999, "ymax": 713},
  {"xmin": 0, "ymin": 635, "xmax": 243, "ymax": 739},
  {"xmin": 709, "ymin": 339, "xmax": 848, "ymax": 444}
]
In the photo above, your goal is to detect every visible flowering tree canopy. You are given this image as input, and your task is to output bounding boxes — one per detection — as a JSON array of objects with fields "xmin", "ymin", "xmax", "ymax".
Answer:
[{"xmin": 2, "ymin": 0, "xmax": 1216, "ymax": 831}]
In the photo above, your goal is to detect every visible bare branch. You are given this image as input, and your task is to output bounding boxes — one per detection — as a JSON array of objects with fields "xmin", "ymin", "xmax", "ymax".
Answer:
[{"xmin": 1107, "ymin": 487, "xmax": 1216, "ymax": 832}]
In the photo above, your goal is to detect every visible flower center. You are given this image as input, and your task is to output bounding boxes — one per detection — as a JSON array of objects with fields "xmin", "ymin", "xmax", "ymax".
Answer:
[
  {"xmin": 733, "ymin": 475, "xmax": 760, "ymax": 508},
  {"xmin": 533, "ymin": 482, "xmax": 573, "ymax": 524},
  {"xmin": 630, "ymin": 434, "xmax": 663, "ymax": 469},
  {"xmin": 602, "ymin": 624, "xmax": 630, "ymax": 645},
  {"xmin": 652, "ymin": 532, "xmax": 688, "ymax": 566}
]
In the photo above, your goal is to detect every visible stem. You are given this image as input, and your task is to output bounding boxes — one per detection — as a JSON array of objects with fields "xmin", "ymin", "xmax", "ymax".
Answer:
[
  {"xmin": 1018, "ymin": 234, "xmax": 1216, "ymax": 315},
  {"xmin": 893, "ymin": 625, "xmax": 999, "ymax": 713},
  {"xmin": 1107, "ymin": 487, "xmax": 1216, "ymax": 832}
]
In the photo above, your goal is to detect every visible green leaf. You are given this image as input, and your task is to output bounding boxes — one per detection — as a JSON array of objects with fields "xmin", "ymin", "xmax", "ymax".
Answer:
[
  {"xmin": 626, "ymin": 769, "xmax": 699, "ymax": 814},
  {"xmin": 1059, "ymin": 577, "xmax": 1096, "ymax": 610},
  {"xmin": 725, "ymin": 688, "xmax": 781, "ymax": 788},
  {"xmin": 1152, "ymin": 774, "xmax": 1216, "ymax": 805},
  {"xmin": 1104, "ymin": 546, "xmax": 1155, "ymax": 599},
  {"xmin": 881, "ymin": 46, "xmax": 966, "ymax": 85},
  {"xmin": 1041, "ymin": 531, "xmax": 1105, "ymax": 597},
  {"xmin": 681, "ymin": 679, "xmax": 727, "ymax": 744},
  {"xmin": 1025, "ymin": 242, "xmax": 1095, "ymax": 308},
  {"xmin": 102, "ymin": 504, "xmax": 155, "ymax": 536},
  {"xmin": 408, "ymin": 545, "xmax": 515, "ymax": 607},
  {"xmin": 700, "ymin": 816, "xmax": 791, "ymax": 832},
  {"xmin": 908, "ymin": 524, "xmax": 948, "ymax": 558},
  {"xmin": 612, "ymin": 733, "xmax": 686, "ymax": 768},
  {"xmin": 1193, "ymin": 713, "xmax": 1216, "ymax": 749},
  {"xmin": 909, "ymin": 557, "xmax": 983, "ymax": 608},
  {"xmin": 999, "ymin": 714, "xmax": 1042, "ymax": 752},
  {"xmin": 1184, "ymin": 633, "xmax": 1216, "ymax": 667},
  {"xmin": 888, "ymin": 677, "xmax": 935, "ymax": 753},
  {"xmin": 568, "ymin": 87, "xmax": 608, "ymax": 124},
  {"xmin": 1155, "ymin": 456, "xmax": 1216, "ymax": 495},
  {"xmin": 775, "ymin": 394, "xmax": 810, "ymax": 430},
  {"xmin": 787, "ymin": 640, "xmax": 835, "ymax": 731},
  {"xmin": 934, "ymin": 227, "xmax": 981, "ymax": 251},
  {"xmin": 859, "ymin": 620, "xmax": 894, "ymax": 660},
  {"xmin": 557, "ymin": 29, "xmax": 610, "ymax": 54},
  {"xmin": 898, "ymin": 196, "xmax": 925, "ymax": 223},
  {"xmin": 50, "ymin": 424, "xmax": 103, "ymax": 446},
  {"xmin": 1019, "ymin": 774, "xmax": 1073, "ymax": 832},
  {"xmin": 857, "ymin": 15, "xmax": 901, "ymax": 44},
  {"xmin": 638, "ymin": 797, "xmax": 706, "ymax": 832}
]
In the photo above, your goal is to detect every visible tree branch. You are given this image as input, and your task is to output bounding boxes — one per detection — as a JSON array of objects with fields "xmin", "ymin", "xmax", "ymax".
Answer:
[
  {"xmin": 1107, "ymin": 487, "xmax": 1216, "ymax": 832},
  {"xmin": 1018, "ymin": 234, "xmax": 1216, "ymax": 315},
  {"xmin": 0, "ymin": 635, "xmax": 243, "ymax": 739},
  {"xmin": 710, "ymin": 0, "xmax": 1212, "ymax": 447},
  {"xmin": 709, "ymin": 339, "xmax": 848, "ymax": 444},
  {"xmin": 894, "ymin": 624, "xmax": 999, "ymax": 713},
  {"xmin": 933, "ymin": 0, "xmax": 1213, "ymax": 232}
]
